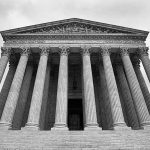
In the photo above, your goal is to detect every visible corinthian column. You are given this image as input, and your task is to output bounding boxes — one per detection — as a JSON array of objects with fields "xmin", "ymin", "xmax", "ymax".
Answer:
[
  {"xmin": 133, "ymin": 58, "xmax": 150, "ymax": 114},
  {"xmin": 0, "ymin": 60, "xmax": 16, "ymax": 118},
  {"xmin": 0, "ymin": 47, "xmax": 11, "ymax": 83},
  {"xmin": 121, "ymin": 48, "xmax": 150, "ymax": 129},
  {"xmin": 139, "ymin": 47, "xmax": 150, "ymax": 82},
  {"xmin": 0, "ymin": 47, "xmax": 30, "ymax": 129},
  {"xmin": 115, "ymin": 62, "xmax": 140, "ymax": 129},
  {"xmin": 101, "ymin": 47, "xmax": 128, "ymax": 130},
  {"xmin": 81, "ymin": 46, "xmax": 100, "ymax": 130},
  {"xmin": 25, "ymin": 47, "xmax": 49, "ymax": 130},
  {"xmin": 12, "ymin": 63, "xmax": 33, "ymax": 129},
  {"xmin": 52, "ymin": 46, "xmax": 69, "ymax": 130}
]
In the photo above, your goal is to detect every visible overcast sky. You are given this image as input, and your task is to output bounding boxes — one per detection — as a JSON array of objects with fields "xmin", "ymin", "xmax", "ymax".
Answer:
[
  {"xmin": 0, "ymin": 0, "xmax": 150, "ymax": 89},
  {"xmin": 0, "ymin": 0, "xmax": 150, "ymax": 45}
]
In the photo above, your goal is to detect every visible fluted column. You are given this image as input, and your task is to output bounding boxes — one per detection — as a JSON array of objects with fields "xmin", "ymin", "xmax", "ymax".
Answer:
[
  {"xmin": 12, "ymin": 63, "xmax": 33, "ymax": 129},
  {"xmin": 121, "ymin": 48, "xmax": 150, "ymax": 129},
  {"xmin": 133, "ymin": 58, "xmax": 150, "ymax": 114},
  {"xmin": 82, "ymin": 46, "xmax": 100, "ymax": 130},
  {"xmin": 101, "ymin": 47, "xmax": 128, "ymax": 130},
  {"xmin": 25, "ymin": 47, "xmax": 49, "ymax": 130},
  {"xmin": 139, "ymin": 47, "xmax": 150, "ymax": 82},
  {"xmin": 0, "ymin": 47, "xmax": 30, "ymax": 129},
  {"xmin": 99, "ymin": 63, "xmax": 113, "ymax": 130},
  {"xmin": 0, "ymin": 60, "xmax": 16, "ymax": 118},
  {"xmin": 0, "ymin": 47, "xmax": 11, "ymax": 83},
  {"xmin": 52, "ymin": 46, "xmax": 69, "ymax": 130},
  {"xmin": 115, "ymin": 62, "xmax": 140, "ymax": 129}
]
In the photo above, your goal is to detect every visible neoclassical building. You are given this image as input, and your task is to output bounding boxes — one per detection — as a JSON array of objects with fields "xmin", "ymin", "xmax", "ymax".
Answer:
[{"xmin": 0, "ymin": 18, "xmax": 150, "ymax": 149}]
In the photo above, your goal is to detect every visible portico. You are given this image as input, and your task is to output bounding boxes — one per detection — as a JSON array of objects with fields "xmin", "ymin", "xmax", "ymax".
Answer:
[{"xmin": 0, "ymin": 18, "xmax": 150, "ymax": 132}]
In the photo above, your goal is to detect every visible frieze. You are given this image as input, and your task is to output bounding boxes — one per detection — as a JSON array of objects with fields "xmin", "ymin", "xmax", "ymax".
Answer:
[
  {"xmin": 5, "ymin": 39, "xmax": 145, "ymax": 45},
  {"xmin": 16, "ymin": 22, "xmax": 132, "ymax": 34}
]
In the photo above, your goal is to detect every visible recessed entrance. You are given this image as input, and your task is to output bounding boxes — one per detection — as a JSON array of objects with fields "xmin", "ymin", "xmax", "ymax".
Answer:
[{"xmin": 68, "ymin": 99, "xmax": 84, "ymax": 130}]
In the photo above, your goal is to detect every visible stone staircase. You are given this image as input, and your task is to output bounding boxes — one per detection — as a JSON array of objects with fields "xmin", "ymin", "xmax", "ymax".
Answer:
[{"xmin": 0, "ymin": 130, "xmax": 150, "ymax": 149}]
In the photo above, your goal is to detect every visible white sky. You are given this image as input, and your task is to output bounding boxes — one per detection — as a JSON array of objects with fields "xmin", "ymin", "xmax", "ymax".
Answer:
[{"xmin": 0, "ymin": 0, "xmax": 150, "ymax": 90}]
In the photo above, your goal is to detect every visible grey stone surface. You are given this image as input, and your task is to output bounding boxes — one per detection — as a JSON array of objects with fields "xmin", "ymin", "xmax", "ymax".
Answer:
[
  {"xmin": 121, "ymin": 48, "xmax": 150, "ymax": 129},
  {"xmin": 0, "ymin": 51, "xmax": 29, "ymax": 129}
]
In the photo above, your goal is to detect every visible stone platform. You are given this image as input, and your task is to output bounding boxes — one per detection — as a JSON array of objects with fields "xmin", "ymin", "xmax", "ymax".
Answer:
[{"xmin": 0, "ymin": 130, "xmax": 150, "ymax": 149}]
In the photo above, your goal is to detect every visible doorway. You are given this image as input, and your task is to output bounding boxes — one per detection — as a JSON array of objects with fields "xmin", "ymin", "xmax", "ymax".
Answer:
[{"xmin": 68, "ymin": 99, "xmax": 84, "ymax": 130}]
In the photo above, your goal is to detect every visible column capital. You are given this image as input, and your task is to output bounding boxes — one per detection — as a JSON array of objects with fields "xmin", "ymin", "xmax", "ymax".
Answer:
[
  {"xmin": 1, "ymin": 47, "xmax": 11, "ymax": 57},
  {"xmin": 20, "ymin": 47, "xmax": 31, "ymax": 56},
  {"xmin": 138, "ymin": 47, "xmax": 149, "ymax": 56},
  {"xmin": 58, "ymin": 46, "xmax": 70, "ymax": 56},
  {"xmin": 132, "ymin": 56, "xmax": 140, "ymax": 68},
  {"xmin": 100, "ymin": 46, "xmax": 111, "ymax": 56},
  {"xmin": 120, "ymin": 47, "xmax": 129, "ymax": 56},
  {"xmin": 80, "ymin": 45, "xmax": 91, "ymax": 56},
  {"xmin": 39, "ymin": 46, "xmax": 50, "ymax": 56}
]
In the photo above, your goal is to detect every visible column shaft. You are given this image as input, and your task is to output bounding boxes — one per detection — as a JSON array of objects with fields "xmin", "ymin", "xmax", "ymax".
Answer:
[
  {"xmin": 39, "ymin": 65, "xmax": 51, "ymax": 130},
  {"xmin": 52, "ymin": 47, "xmax": 69, "ymax": 130},
  {"xmin": 99, "ymin": 63, "xmax": 113, "ymax": 130},
  {"xmin": 121, "ymin": 48, "xmax": 150, "ymax": 129},
  {"xmin": 115, "ymin": 63, "xmax": 140, "ymax": 129},
  {"xmin": 0, "ymin": 63, "xmax": 16, "ymax": 118},
  {"xmin": 25, "ymin": 48, "xmax": 49, "ymax": 130},
  {"xmin": 139, "ymin": 47, "xmax": 150, "ymax": 82},
  {"xmin": 82, "ymin": 47, "xmax": 99, "ymax": 130},
  {"xmin": 133, "ymin": 60, "xmax": 150, "ymax": 114},
  {"xmin": 101, "ymin": 47, "xmax": 128, "ymax": 130},
  {"xmin": 0, "ymin": 47, "xmax": 11, "ymax": 83},
  {"xmin": 0, "ymin": 48, "xmax": 30, "ymax": 129},
  {"xmin": 12, "ymin": 64, "xmax": 33, "ymax": 129}
]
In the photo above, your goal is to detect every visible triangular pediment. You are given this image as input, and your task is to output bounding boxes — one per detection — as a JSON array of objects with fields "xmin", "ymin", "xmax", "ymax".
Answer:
[{"xmin": 1, "ymin": 18, "xmax": 148, "ymax": 36}]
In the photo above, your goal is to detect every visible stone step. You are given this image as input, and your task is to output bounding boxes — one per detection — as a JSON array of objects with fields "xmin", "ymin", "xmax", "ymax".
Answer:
[{"xmin": 0, "ymin": 130, "xmax": 150, "ymax": 149}]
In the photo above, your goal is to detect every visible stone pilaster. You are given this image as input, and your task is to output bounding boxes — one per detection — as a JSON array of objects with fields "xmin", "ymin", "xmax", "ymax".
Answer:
[
  {"xmin": 115, "ymin": 62, "xmax": 140, "ymax": 129},
  {"xmin": 0, "ymin": 61, "xmax": 16, "ymax": 118},
  {"xmin": 133, "ymin": 58, "xmax": 150, "ymax": 114},
  {"xmin": 0, "ymin": 47, "xmax": 30, "ymax": 129},
  {"xmin": 12, "ymin": 63, "xmax": 33, "ymax": 129},
  {"xmin": 121, "ymin": 47, "xmax": 150, "ymax": 129},
  {"xmin": 99, "ymin": 63, "xmax": 113, "ymax": 130},
  {"xmin": 81, "ymin": 46, "xmax": 100, "ymax": 130},
  {"xmin": 139, "ymin": 47, "xmax": 150, "ymax": 82},
  {"xmin": 25, "ymin": 47, "xmax": 49, "ymax": 130},
  {"xmin": 0, "ymin": 47, "xmax": 11, "ymax": 83},
  {"xmin": 101, "ymin": 47, "xmax": 128, "ymax": 130},
  {"xmin": 52, "ymin": 46, "xmax": 69, "ymax": 130}
]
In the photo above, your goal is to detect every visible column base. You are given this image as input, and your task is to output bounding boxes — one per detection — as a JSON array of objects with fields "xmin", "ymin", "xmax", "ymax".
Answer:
[
  {"xmin": 141, "ymin": 125, "xmax": 150, "ymax": 130},
  {"xmin": 0, "ymin": 122, "xmax": 12, "ymax": 130},
  {"xmin": 113, "ymin": 123, "xmax": 131, "ymax": 131},
  {"xmin": 84, "ymin": 124, "xmax": 101, "ymax": 131},
  {"xmin": 51, "ymin": 124, "xmax": 68, "ymax": 131},
  {"xmin": 22, "ymin": 123, "xmax": 39, "ymax": 131}
]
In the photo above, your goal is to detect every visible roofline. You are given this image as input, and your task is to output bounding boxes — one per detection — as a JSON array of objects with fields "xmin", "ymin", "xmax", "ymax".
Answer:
[{"xmin": 0, "ymin": 18, "xmax": 149, "ymax": 36}]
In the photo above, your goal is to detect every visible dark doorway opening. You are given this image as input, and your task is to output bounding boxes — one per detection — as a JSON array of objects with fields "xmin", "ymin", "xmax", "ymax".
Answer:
[{"xmin": 68, "ymin": 99, "xmax": 84, "ymax": 130}]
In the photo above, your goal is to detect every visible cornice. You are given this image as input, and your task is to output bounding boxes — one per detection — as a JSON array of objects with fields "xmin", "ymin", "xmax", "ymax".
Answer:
[{"xmin": 3, "ymin": 34, "xmax": 146, "ymax": 42}]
